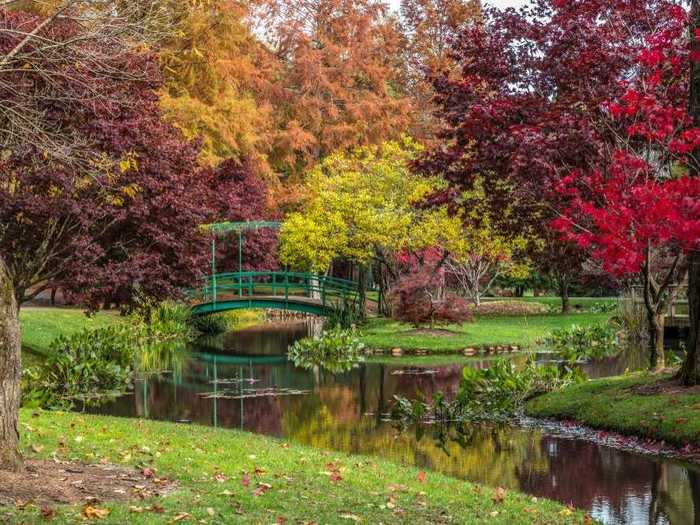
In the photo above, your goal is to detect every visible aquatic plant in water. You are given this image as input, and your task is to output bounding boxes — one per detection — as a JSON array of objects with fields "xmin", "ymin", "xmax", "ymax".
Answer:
[
  {"xmin": 23, "ymin": 302, "xmax": 198, "ymax": 409},
  {"xmin": 540, "ymin": 322, "xmax": 620, "ymax": 363},
  {"xmin": 391, "ymin": 358, "xmax": 585, "ymax": 426},
  {"xmin": 288, "ymin": 328, "xmax": 365, "ymax": 373}
]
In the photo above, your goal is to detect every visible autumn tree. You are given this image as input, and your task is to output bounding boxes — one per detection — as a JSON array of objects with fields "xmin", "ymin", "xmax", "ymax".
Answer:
[
  {"xmin": 156, "ymin": 0, "xmax": 276, "ymax": 170},
  {"xmin": 684, "ymin": 0, "xmax": 700, "ymax": 385},
  {"xmin": 419, "ymin": 0, "xmax": 681, "ymax": 315},
  {"xmin": 278, "ymin": 137, "xmax": 462, "ymax": 314},
  {"xmin": 399, "ymin": 0, "xmax": 482, "ymax": 138},
  {"xmin": 0, "ymin": 6, "xmax": 270, "ymax": 471},
  {"xmin": 553, "ymin": 3, "xmax": 700, "ymax": 371},
  {"xmin": 255, "ymin": 0, "xmax": 413, "ymax": 178},
  {"xmin": 0, "ymin": 2, "xmax": 171, "ymax": 473},
  {"xmin": 442, "ymin": 178, "xmax": 529, "ymax": 306}
]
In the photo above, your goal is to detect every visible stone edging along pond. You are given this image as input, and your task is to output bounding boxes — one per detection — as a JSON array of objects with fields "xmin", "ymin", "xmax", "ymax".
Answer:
[{"xmin": 362, "ymin": 344, "xmax": 524, "ymax": 357}]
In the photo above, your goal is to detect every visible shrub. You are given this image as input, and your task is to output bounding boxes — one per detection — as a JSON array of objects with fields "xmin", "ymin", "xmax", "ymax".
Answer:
[
  {"xmin": 474, "ymin": 300, "xmax": 548, "ymax": 316},
  {"xmin": 540, "ymin": 322, "xmax": 620, "ymax": 363},
  {"xmin": 288, "ymin": 328, "xmax": 365, "ymax": 373},
  {"xmin": 610, "ymin": 292, "xmax": 648, "ymax": 345},
  {"xmin": 590, "ymin": 301, "xmax": 617, "ymax": 313},
  {"xmin": 389, "ymin": 267, "xmax": 472, "ymax": 327}
]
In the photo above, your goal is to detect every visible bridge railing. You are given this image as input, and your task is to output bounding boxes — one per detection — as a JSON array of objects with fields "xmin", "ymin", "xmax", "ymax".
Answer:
[{"xmin": 187, "ymin": 271, "xmax": 363, "ymax": 312}]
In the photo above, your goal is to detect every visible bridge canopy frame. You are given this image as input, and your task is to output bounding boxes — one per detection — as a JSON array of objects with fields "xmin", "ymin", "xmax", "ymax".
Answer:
[{"xmin": 201, "ymin": 220, "xmax": 281, "ymax": 277}]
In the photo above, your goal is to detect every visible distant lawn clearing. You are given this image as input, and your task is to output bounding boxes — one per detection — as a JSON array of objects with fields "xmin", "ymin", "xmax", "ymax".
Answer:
[
  {"xmin": 358, "ymin": 312, "xmax": 613, "ymax": 352},
  {"xmin": 0, "ymin": 410, "xmax": 590, "ymax": 524}
]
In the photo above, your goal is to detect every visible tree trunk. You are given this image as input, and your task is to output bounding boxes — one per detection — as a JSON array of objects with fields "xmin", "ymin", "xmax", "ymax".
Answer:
[
  {"xmin": 559, "ymin": 280, "xmax": 571, "ymax": 314},
  {"xmin": 647, "ymin": 311, "xmax": 666, "ymax": 372},
  {"xmin": 0, "ymin": 258, "xmax": 22, "ymax": 472},
  {"xmin": 680, "ymin": 0, "xmax": 700, "ymax": 385},
  {"xmin": 680, "ymin": 250, "xmax": 700, "ymax": 384},
  {"xmin": 357, "ymin": 265, "xmax": 367, "ymax": 321}
]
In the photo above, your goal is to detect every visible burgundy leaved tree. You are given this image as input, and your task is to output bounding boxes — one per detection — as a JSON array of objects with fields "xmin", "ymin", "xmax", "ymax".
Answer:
[
  {"xmin": 211, "ymin": 158, "xmax": 279, "ymax": 273},
  {"xmin": 0, "ymin": 8, "xmax": 271, "ymax": 471},
  {"xmin": 554, "ymin": 4, "xmax": 700, "ymax": 373},
  {"xmin": 389, "ymin": 252, "xmax": 472, "ymax": 328},
  {"xmin": 418, "ymin": 0, "xmax": 682, "ymax": 312}
]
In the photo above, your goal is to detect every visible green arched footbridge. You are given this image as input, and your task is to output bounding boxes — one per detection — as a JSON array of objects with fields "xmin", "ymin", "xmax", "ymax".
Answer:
[{"xmin": 188, "ymin": 271, "xmax": 365, "ymax": 318}]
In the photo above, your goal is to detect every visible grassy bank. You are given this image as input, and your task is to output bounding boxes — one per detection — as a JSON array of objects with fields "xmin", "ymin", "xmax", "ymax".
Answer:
[
  {"xmin": 358, "ymin": 313, "xmax": 612, "ymax": 352},
  {"xmin": 20, "ymin": 307, "xmax": 121, "ymax": 369},
  {"xmin": 3, "ymin": 410, "xmax": 589, "ymax": 524},
  {"xmin": 526, "ymin": 372, "xmax": 700, "ymax": 448}
]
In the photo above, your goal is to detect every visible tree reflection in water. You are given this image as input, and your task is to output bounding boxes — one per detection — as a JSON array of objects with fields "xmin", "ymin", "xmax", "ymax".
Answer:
[{"xmin": 90, "ymin": 322, "xmax": 698, "ymax": 525}]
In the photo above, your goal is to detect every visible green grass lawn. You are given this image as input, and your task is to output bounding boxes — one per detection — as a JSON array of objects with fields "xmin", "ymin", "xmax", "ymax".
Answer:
[
  {"xmin": 526, "ymin": 372, "xmax": 700, "ymax": 447},
  {"xmin": 3, "ymin": 410, "xmax": 588, "ymax": 525},
  {"xmin": 19, "ymin": 307, "xmax": 122, "ymax": 367},
  {"xmin": 358, "ymin": 312, "xmax": 613, "ymax": 352},
  {"xmin": 510, "ymin": 297, "xmax": 617, "ymax": 309}
]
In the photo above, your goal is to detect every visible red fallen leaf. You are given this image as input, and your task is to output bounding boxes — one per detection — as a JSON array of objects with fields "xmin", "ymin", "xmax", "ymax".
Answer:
[
  {"xmin": 39, "ymin": 505, "xmax": 55, "ymax": 521},
  {"xmin": 149, "ymin": 504, "xmax": 165, "ymax": 513},
  {"xmin": 330, "ymin": 471, "xmax": 342, "ymax": 484},
  {"xmin": 215, "ymin": 472, "xmax": 227, "ymax": 483},
  {"xmin": 416, "ymin": 471, "xmax": 427, "ymax": 483},
  {"xmin": 492, "ymin": 486, "xmax": 506, "ymax": 504},
  {"xmin": 277, "ymin": 517, "xmax": 287, "ymax": 524},
  {"xmin": 142, "ymin": 468, "xmax": 155, "ymax": 478},
  {"xmin": 252, "ymin": 482, "xmax": 272, "ymax": 497},
  {"xmin": 241, "ymin": 472, "xmax": 250, "ymax": 487}
]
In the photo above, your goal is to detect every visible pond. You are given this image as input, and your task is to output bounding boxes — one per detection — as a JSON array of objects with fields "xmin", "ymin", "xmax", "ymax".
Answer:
[{"xmin": 93, "ymin": 321, "xmax": 700, "ymax": 525}]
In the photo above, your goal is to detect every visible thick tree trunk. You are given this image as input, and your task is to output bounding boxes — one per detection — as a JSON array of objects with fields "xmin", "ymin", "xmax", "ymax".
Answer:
[
  {"xmin": 0, "ymin": 258, "xmax": 22, "ymax": 472},
  {"xmin": 680, "ymin": 250, "xmax": 700, "ymax": 384},
  {"xmin": 647, "ymin": 311, "xmax": 666, "ymax": 372},
  {"xmin": 681, "ymin": 1, "xmax": 700, "ymax": 385}
]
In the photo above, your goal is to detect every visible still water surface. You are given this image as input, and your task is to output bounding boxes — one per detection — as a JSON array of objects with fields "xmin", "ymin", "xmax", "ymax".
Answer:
[{"xmin": 95, "ymin": 322, "xmax": 700, "ymax": 525}]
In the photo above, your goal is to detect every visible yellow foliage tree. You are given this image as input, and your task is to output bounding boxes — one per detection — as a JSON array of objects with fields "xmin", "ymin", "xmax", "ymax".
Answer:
[{"xmin": 278, "ymin": 137, "xmax": 459, "ymax": 274}]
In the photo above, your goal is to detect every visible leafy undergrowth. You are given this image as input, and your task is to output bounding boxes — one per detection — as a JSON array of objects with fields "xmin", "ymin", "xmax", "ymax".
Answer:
[
  {"xmin": 4, "ymin": 410, "xmax": 591, "ymax": 524},
  {"xmin": 359, "ymin": 313, "xmax": 613, "ymax": 352},
  {"xmin": 526, "ymin": 372, "xmax": 700, "ymax": 448}
]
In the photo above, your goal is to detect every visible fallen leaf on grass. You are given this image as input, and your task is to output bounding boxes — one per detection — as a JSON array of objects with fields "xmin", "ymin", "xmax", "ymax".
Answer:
[
  {"xmin": 416, "ymin": 471, "xmax": 426, "ymax": 483},
  {"xmin": 142, "ymin": 467, "xmax": 155, "ymax": 478},
  {"xmin": 129, "ymin": 506, "xmax": 144, "ymax": 513},
  {"xmin": 171, "ymin": 511, "xmax": 190, "ymax": 522},
  {"xmin": 339, "ymin": 514, "xmax": 361, "ymax": 521},
  {"xmin": 39, "ymin": 505, "xmax": 54, "ymax": 521},
  {"xmin": 241, "ymin": 472, "xmax": 250, "ymax": 487},
  {"xmin": 492, "ymin": 486, "xmax": 506, "ymax": 504},
  {"xmin": 215, "ymin": 472, "xmax": 227, "ymax": 483},
  {"xmin": 252, "ymin": 482, "xmax": 272, "ymax": 497},
  {"xmin": 82, "ymin": 506, "xmax": 110, "ymax": 519}
]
